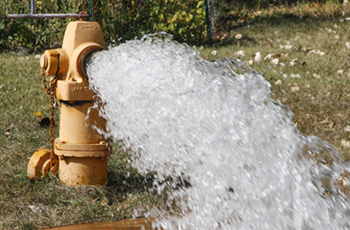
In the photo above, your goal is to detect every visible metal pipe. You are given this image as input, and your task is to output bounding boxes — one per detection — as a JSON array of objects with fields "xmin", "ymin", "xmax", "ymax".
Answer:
[
  {"xmin": 204, "ymin": 0, "xmax": 212, "ymax": 47},
  {"xmin": 7, "ymin": 13, "xmax": 90, "ymax": 19},
  {"xmin": 30, "ymin": 0, "xmax": 35, "ymax": 14},
  {"xmin": 90, "ymin": 0, "xmax": 94, "ymax": 21},
  {"xmin": 9, "ymin": 0, "xmax": 92, "ymax": 20}
]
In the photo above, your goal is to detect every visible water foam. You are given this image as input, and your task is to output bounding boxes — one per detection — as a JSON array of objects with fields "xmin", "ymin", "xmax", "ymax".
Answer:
[{"xmin": 87, "ymin": 35, "xmax": 350, "ymax": 229}]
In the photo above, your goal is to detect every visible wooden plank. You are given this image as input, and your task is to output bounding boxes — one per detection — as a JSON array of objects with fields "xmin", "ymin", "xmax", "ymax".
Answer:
[{"xmin": 44, "ymin": 218, "xmax": 158, "ymax": 230}]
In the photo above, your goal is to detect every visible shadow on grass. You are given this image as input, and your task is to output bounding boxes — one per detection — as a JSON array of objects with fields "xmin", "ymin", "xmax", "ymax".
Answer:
[
  {"xmin": 106, "ymin": 165, "xmax": 191, "ymax": 204},
  {"xmin": 101, "ymin": 144, "xmax": 191, "ymax": 208}
]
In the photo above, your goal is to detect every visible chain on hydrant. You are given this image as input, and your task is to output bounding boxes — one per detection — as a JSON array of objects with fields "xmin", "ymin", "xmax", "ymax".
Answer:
[
  {"xmin": 27, "ymin": 69, "xmax": 59, "ymax": 180},
  {"xmin": 40, "ymin": 68, "xmax": 59, "ymax": 173}
]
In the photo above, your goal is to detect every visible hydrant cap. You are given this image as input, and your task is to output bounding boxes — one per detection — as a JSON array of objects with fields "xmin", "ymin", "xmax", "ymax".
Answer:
[
  {"xmin": 40, "ymin": 54, "xmax": 48, "ymax": 70},
  {"xmin": 41, "ymin": 50, "xmax": 59, "ymax": 76}
]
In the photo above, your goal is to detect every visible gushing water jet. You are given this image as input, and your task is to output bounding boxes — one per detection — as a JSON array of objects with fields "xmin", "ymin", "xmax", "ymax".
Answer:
[{"xmin": 86, "ymin": 36, "xmax": 350, "ymax": 229}]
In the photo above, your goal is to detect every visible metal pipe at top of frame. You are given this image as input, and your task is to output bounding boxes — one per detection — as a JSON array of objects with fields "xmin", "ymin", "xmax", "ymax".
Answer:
[
  {"xmin": 8, "ymin": 0, "xmax": 93, "ymax": 21},
  {"xmin": 90, "ymin": 0, "xmax": 94, "ymax": 21},
  {"xmin": 7, "ymin": 13, "xmax": 90, "ymax": 19}
]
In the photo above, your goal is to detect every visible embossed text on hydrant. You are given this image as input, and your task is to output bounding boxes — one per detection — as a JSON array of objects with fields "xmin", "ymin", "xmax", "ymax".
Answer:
[
  {"xmin": 71, "ymin": 86, "xmax": 89, "ymax": 92},
  {"xmin": 79, "ymin": 25, "xmax": 98, "ymax": 30}
]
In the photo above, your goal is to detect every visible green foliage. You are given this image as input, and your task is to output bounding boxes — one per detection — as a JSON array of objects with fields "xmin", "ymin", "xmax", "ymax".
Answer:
[
  {"xmin": 1, "ymin": 0, "xmax": 207, "ymax": 52},
  {"xmin": 94, "ymin": 0, "xmax": 207, "ymax": 45},
  {"xmin": 143, "ymin": 0, "xmax": 206, "ymax": 44},
  {"xmin": 0, "ymin": 0, "xmax": 87, "ymax": 52},
  {"xmin": 0, "ymin": 2, "xmax": 33, "ymax": 51}
]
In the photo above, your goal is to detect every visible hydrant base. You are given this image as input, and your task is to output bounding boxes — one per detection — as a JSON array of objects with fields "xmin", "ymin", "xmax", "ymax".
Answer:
[{"xmin": 59, "ymin": 157, "xmax": 108, "ymax": 186}]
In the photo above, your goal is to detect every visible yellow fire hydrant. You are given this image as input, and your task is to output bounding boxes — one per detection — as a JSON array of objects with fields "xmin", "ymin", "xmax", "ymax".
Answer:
[{"xmin": 28, "ymin": 20, "xmax": 112, "ymax": 186}]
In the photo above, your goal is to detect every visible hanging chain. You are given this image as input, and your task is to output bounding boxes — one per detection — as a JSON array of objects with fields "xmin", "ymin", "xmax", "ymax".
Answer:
[{"xmin": 40, "ymin": 68, "xmax": 58, "ymax": 162}]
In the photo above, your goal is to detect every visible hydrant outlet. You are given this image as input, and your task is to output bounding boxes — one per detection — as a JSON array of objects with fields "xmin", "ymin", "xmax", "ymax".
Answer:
[
  {"xmin": 71, "ymin": 42, "xmax": 105, "ymax": 80},
  {"xmin": 79, "ymin": 45, "xmax": 105, "ymax": 79}
]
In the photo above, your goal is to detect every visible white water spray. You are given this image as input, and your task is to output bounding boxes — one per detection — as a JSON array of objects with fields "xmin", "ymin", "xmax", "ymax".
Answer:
[{"xmin": 87, "ymin": 35, "xmax": 350, "ymax": 229}]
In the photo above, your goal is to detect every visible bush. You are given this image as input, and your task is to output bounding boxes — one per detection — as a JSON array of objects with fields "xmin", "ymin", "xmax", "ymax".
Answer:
[
  {"xmin": 1, "ymin": 0, "xmax": 207, "ymax": 52},
  {"xmin": 96, "ymin": 0, "xmax": 207, "ymax": 45},
  {"xmin": 0, "ymin": 0, "xmax": 88, "ymax": 52}
]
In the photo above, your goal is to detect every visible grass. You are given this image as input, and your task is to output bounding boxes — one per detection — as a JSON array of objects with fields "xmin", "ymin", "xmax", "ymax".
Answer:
[{"xmin": 2, "ymin": 2, "xmax": 350, "ymax": 229}]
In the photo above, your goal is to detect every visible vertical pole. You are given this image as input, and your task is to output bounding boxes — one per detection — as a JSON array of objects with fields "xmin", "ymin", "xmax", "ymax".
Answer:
[
  {"xmin": 30, "ymin": 0, "xmax": 35, "ymax": 15},
  {"xmin": 204, "ymin": 0, "xmax": 212, "ymax": 47},
  {"xmin": 89, "ymin": 0, "xmax": 94, "ymax": 21},
  {"xmin": 209, "ymin": 0, "xmax": 215, "ymax": 36}
]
